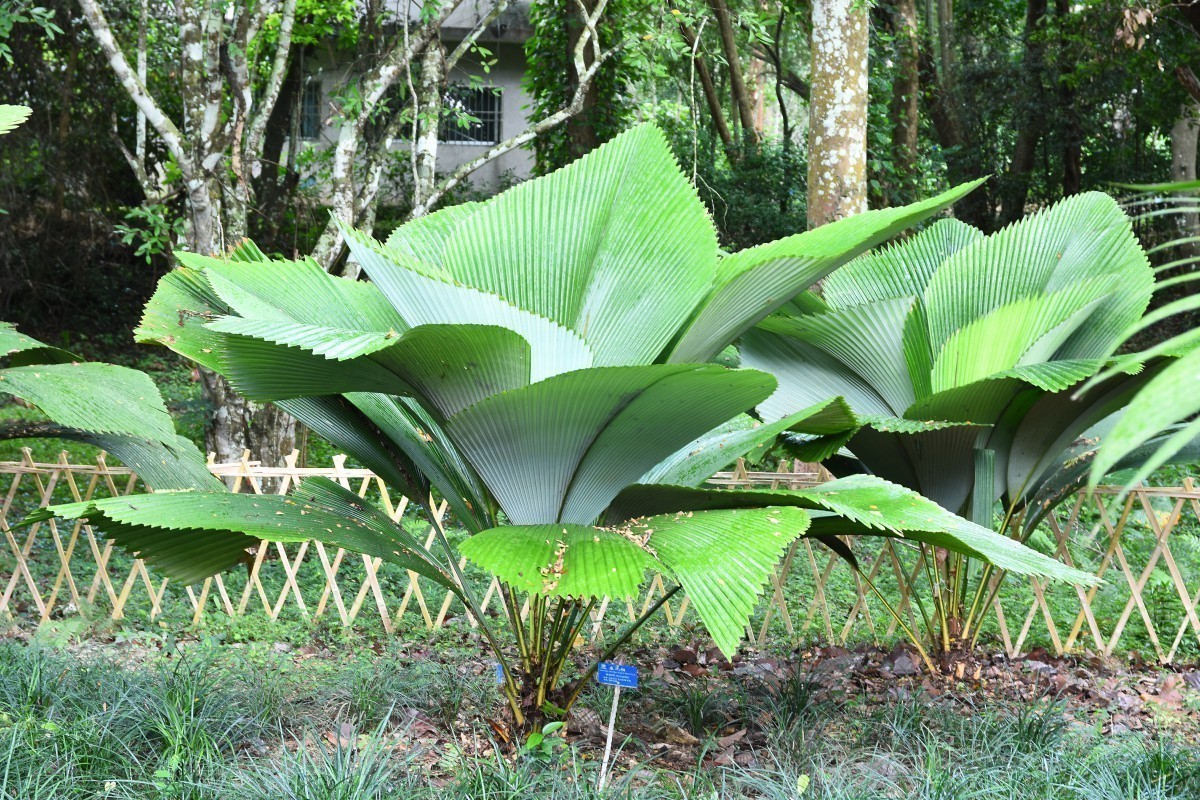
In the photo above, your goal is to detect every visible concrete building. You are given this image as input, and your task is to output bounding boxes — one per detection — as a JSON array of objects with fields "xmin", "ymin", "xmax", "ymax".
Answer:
[{"xmin": 298, "ymin": 1, "xmax": 537, "ymax": 197}]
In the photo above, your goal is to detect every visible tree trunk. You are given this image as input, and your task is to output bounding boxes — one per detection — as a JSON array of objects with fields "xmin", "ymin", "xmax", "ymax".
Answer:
[
  {"xmin": 808, "ymin": 0, "xmax": 869, "ymax": 228},
  {"xmin": 890, "ymin": 0, "xmax": 920, "ymax": 193},
  {"xmin": 999, "ymin": 0, "xmax": 1049, "ymax": 224},
  {"xmin": 188, "ymin": 178, "xmax": 297, "ymax": 470},
  {"xmin": 709, "ymin": 0, "xmax": 759, "ymax": 145},
  {"xmin": 199, "ymin": 370, "xmax": 298, "ymax": 470},
  {"xmin": 412, "ymin": 42, "xmax": 445, "ymax": 215},
  {"xmin": 1171, "ymin": 104, "xmax": 1200, "ymax": 257}
]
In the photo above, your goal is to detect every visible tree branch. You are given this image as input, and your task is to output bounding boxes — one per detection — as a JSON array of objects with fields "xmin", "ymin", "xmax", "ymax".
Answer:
[
  {"xmin": 412, "ymin": 0, "xmax": 615, "ymax": 216},
  {"xmin": 109, "ymin": 112, "xmax": 177, "ymax": 204},
  {"xmin": 445, "ymin": 0, "xmax": 514, "ymax": 72},
  {"xmin": 245, "ymin": 0, "xmax": 298, "ymax": 170},
  {"xmin": 749, "ymin": 49, "xmax": 810, "ymax": 101},
  {"xmin": 1178, "ymin": 64, "xmax": 1200, "ymax": 106},
  {"xmin": 77, "ymin": 0, "xmax": 188, "ymax": 167}
]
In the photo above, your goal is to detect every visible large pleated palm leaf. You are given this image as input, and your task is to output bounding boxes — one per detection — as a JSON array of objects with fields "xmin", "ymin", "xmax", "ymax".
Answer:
[
  {"xmin": 742, "ymin": 192, "xmax": 1175, "ymax": 532},
  {"xmin": 1082, "ymin": 179, "xmax": 1200, "ymax": 489},
  {"xmin": 0, "ymin": 322, "xmax": 220, "ymax": 491},
  {"xmin": 28, "ymin": 125, "xmax": 1092, "ymax": 715}
]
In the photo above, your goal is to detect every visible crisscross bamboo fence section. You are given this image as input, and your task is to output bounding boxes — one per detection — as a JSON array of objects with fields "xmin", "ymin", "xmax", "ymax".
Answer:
[{"xmin": 3, "ymin": 448, "xmax": 1200, "ymax": 663}]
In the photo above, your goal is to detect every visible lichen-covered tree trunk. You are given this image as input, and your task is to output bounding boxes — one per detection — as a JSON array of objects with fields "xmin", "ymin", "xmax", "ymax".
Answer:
[
  {"xmin": 412, "ymin": 42, "xmax": 445, "ymax": 216},
  {"xmin": 185, "ymin": 178, "xmax": 298, "ymax": 472},
  {"xmin": 199, "ymin": 368, "xmax": 298, "ymax": 472},
  {"xmin": 807, "ymin": 0, "xmax": 868, "ymax": 228}
]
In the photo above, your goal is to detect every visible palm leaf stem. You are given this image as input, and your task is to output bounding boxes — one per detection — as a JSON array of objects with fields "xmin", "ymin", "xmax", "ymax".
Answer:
[
  {"xmin": 547, "ymin": 599, "xmax": 595, "ymax": 696},
  {"xmin": 564, "ymin": 584, "xmax": 682, "ymax": 711},
  {"xmin": 428, "ymin": 507, "xmax": 523, "ymax": 723},
  {"xmin": 537, "ymin": 599, "xmax": 570, "ymax": 707},
  {"xmin": 857, "ymin": 567, "xmax": 935, "ymax": 673},
  {"xmin": 505, "ymin": 584, "xmax": 531, "ymax": 669},
  {"xmin": 962, "ymin": 503, "xmax": 1028, "ymax": 644},
  {"xmin": 919, "ymin": 544, "xmax": 951, "ymax": 652}
]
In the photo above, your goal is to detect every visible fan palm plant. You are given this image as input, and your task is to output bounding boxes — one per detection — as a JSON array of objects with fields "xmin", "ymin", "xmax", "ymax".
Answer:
[
  {"xmin": 23, "ymin": 125, "xmax": 1091, "ymax": 723},
  {"xmin": 1083, "ymin": 179, "xmax": 1200, "ymax": 489},
  {"xmin": 741, "ymin": 191, "xmax": 1178, "ymax": 653}
]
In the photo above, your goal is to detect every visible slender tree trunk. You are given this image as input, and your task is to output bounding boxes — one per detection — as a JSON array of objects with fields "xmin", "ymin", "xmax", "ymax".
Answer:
[
  {"xmin": 769, "ymin": 9, "xmax": 793, "ymax": 149},
  {"xmin": 808, "ymin": 0, "xmax": 869, "ymax": 228},
  {"xmin": 936, "ymin": 0, "xmax": 954, "ymax": 94},
  {"xmin": 53, "ymin": 27, "xmax": 79, "ymax": 220},
  {"xmin": 1061, "ymin": 116, "xmax": 1082, "ymax": 196},
  {"xmin": 709, "ymin": 0, "xmax": 759, "ymax": 145},
  {"xmin": 890, "ymin": 0, "xmax": 920, "ymax": 193},
  {"xmin": 1055, "ymin": 0, "xmax": 1081, "ymax": 196},
  {"xmin": 679, "ymin": 22, "xmax": 734, "ymax": 155},
  {"xmin": 999, "ymin": 0, "xmax": 1049, "ymax": 224}
]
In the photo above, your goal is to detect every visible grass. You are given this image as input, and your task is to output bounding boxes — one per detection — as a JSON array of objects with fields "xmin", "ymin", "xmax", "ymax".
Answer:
[{"xmin": 0, "ymin": 639, "xmax": 1197, "ymax": 799}]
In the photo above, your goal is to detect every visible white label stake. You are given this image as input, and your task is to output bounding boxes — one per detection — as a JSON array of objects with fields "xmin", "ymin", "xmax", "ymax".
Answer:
[
  {"xmin": 596, "ymin": 684, "xmax": 620, "ymax": 793},
  {"xmin": 594, "ymin": 661, "xmax": 636, "ymax": 792}
]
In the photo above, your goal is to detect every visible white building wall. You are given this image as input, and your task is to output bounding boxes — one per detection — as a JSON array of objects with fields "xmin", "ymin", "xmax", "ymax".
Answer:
[
  {"xmin": 295, "ymin": 7, "xmax": 536, "ymax": 204},
  {"xmin": 435, "ymin": 41, "xmax": 535, "ymax": 190}
]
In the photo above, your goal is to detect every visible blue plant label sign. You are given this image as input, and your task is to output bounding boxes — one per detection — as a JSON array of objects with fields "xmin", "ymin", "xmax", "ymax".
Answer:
[
  {"xmin": 597, "ymin": 662, "xmax": 638, "ymax": 689},
  {"xmin": 495, "ymin": 663, "xmax": 505, "ymax": 684}
]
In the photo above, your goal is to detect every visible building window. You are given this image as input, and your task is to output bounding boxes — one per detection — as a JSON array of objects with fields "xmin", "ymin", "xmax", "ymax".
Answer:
[
  {"xmin": 300, "ymin": 81, "xmax": 322, "ymax": 140},
  {"xmin": 439, "ymin": 85, "xmax": 502, "ymax": 145}
]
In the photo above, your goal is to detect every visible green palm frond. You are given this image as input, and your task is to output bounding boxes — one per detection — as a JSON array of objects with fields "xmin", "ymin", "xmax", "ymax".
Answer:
[
  {"xmin": 744, "ymin": 190, "xmax": 1163, "ymax": 516},
  {"xmin": 0, "ymin": 105, "xmax": 30, "ymax": 136},
  {"xmin": 1083, "ymin": 179, "xmax": 1200, "ymax": 489}
]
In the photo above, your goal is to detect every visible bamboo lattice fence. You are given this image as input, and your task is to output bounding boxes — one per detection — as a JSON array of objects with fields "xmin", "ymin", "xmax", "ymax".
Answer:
[{"xmin": 2, "ymin": 448, "xmax": 1200, "ymax": 662}]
